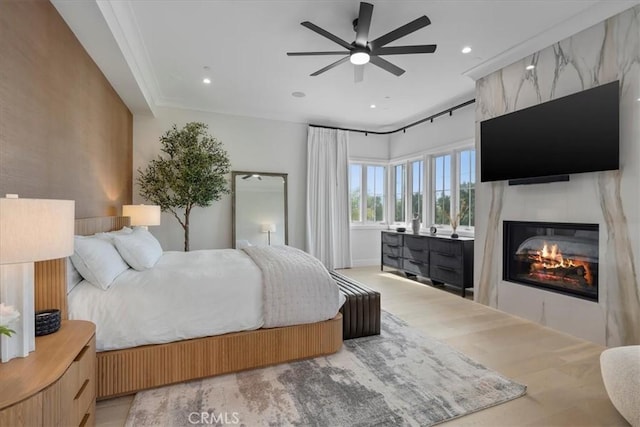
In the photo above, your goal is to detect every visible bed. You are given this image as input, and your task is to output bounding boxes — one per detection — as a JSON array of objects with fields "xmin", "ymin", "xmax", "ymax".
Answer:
[{"xmin": 34, "ymin": 216, "xmax": 343, "ymax": 399}]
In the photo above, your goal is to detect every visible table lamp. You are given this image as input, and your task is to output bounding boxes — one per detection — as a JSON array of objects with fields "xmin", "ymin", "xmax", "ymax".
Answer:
[
  {"xmin": 122, "ymin": 204, "xmax": 161, "ymax": 230},
  {"xmin": 0, "ymin": 195, "xmax": 74, "ymax": 362}
]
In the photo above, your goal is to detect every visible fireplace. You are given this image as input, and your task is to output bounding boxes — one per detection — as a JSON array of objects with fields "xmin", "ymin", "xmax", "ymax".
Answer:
[{"xmin": 503, "ymin": 221, "xmax": 599, "ymax": 302}]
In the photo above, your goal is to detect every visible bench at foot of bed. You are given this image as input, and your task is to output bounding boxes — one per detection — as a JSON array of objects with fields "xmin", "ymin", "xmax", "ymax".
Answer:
[{"xmin": 331, "ymin": 270, "xmax": 381, "ymax": 340}]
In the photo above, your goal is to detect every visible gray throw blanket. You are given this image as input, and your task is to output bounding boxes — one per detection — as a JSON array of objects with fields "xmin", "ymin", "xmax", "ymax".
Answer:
[{"xmin": 243, "ymin": 245, "xmax": 344, "ymax": 328}]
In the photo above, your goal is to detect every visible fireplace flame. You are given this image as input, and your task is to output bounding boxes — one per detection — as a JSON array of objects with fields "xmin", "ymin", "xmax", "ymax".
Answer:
[{"xmin": 531, "ymin": 243, "xmax": 593, "ymax": 285}]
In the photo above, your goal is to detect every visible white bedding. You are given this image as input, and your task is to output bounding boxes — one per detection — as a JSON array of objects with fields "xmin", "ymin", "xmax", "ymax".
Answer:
[{"xmin": 68, "ymin": 249, "xmax": 264, "ymax": 351}]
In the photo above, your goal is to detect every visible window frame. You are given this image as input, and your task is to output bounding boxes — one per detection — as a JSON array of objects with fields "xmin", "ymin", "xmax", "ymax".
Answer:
[
  {"xmin": 349, "ymin": 160, "xmax": 388, "ymax": 227},
  {"xmin": 390, "ymin": 162, "xmax": 406, "ymax": 225},
  {"xmin": 456, "ymin": 148, "xmax": 476, "ymax": 231},
  {"xmin": 349, "ymin": 143, "xmax": 475, "ymax": 236}
]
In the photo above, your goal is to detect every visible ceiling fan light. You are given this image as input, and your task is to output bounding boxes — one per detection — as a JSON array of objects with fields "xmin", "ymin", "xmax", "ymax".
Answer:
[{"xmin": 350, "ymin": 51, "xmax": 370, "ymax": 65}]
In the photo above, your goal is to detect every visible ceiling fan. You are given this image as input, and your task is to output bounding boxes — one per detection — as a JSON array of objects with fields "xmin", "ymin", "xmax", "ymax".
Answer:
[{"xmin": 287, "ymin": 2, "xmax": 437, "ymax": 82}]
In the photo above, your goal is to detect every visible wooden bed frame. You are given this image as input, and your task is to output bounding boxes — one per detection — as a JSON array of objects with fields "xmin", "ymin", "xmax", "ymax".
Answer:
[{"xmin": 34, "ymin": 216, "xmax": 343, "ymax": 399}]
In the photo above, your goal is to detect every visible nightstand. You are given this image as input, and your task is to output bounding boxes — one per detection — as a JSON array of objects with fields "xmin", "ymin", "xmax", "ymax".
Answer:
[{"xmin": 0, "ymin": 320, "xmax": 96, "ymax": 426}]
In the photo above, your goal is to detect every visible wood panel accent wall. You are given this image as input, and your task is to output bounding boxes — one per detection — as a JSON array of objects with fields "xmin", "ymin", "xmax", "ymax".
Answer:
[
  {"xmin": 0, "ymin": 0, "xmax": 133, "ymax": 218},
  {"xmin": 35, "ymin": 259, "xmax": 68, "ymax": 320},
  {"xmin": 34, "ymin": 216, "xmax": 131, "ymax": 318}
]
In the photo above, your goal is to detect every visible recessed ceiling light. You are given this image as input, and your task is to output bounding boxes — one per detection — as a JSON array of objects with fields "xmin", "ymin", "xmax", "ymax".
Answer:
[
  {"xmin": 292, "ymin": 91, "xmax": 306, "ymax": 98},
  {"xmin": 526, "ymin": 65, "xmax": 535, "ymax": 70},
  {"xmin": 203, "ymin": 78, "xmax": 211, "ymax": 84},
  {"xmin": 637, "ymin": 97, "xmax": 640, "ymax": 102},
  {"xmin": 461, "ymin": 46, "xmax": 472, "ymax": 54},
  {"xmin": 370, "ymin": 104, "xmax": 376, "ymax": 109}
]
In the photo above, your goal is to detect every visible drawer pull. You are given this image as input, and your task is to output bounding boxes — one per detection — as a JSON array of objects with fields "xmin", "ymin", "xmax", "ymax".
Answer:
[
  {"xmin": 74, "ymin": 379, "xmax": 90, "ymax": 400},
  {"xmin": 386, "ymin": 255, "xmax": 399, "ymax": 259},
  {"xmin": 385, "ymin": 243, "xmax": 399, "ymax": 248},
  {"xmin": 74, "ymin": 344, "xmax": 90, "ymax": 362},
  {"xmin": 435, "ymin": 251, "xmax": 455, "ymax": 257},
  {"xmin": 437, "ymin": 265, "xmax": 456, "ymax": 272},
  {"xmin": 409, "ymin": 260, "xmax": 424, "ymax": 265},
  {"xmin": 79, "ymin": 412, "xmax": 91, "ymax": 427},
  {"xmin": 407, "ymin": 248, "xmax": 424, "ymax": 252}
]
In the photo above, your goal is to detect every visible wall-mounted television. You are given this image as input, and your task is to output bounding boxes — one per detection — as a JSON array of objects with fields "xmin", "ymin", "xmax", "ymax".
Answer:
[{"xmin": 480, "ymin": 80, "xmax": 619, "ymax": 184}]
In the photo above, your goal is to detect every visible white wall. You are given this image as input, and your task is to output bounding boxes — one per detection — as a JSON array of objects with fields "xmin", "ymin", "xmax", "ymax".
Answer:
[
  {"xmin": 349, "ymin": 131, "xmax": 389, "ymax": 159},
  {"xmin": 389, "ymin": 103, "xmax": 475, "ymax": 159},
  {"xmin": 133, "ymin": 101, "xmax": 474, "ymax": 268},
  {"xmin": 134, "ymin": 107, "xmax": 307, "ymax": 251}
]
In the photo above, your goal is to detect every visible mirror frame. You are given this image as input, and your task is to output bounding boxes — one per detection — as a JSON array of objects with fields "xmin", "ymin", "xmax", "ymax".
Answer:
[{"xmin": 231, "ymin": 171, "xmax": 288, "ymax": 248}]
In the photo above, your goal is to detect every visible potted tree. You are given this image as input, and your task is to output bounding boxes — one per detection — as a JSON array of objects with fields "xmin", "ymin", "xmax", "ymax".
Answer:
[{"xmin": 137, "ymin": 122, "xmax": 231, "ymax": 251}]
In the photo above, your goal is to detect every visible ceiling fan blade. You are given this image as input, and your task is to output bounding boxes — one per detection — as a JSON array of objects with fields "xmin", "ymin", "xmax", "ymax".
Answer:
[
  {"xmin": 354, "ymin": 64, "xmax": 364, "ymax": 83},
  {"xmin": 355, "ymin": 2, "xmax": 374, "ymax": 48},
  {"xmin": 287, "ymin": 51, "xmax": 349, "ymax": 56},
  {"xmin": 373, "ymin": 44, "xmax": 437, "ymax": 55},
  {"xmin": 301, "ymin": 21, "xmax": 353, "ymax": 50},
  {"xmin": 369, "ymin": 56, "xmax": 405, "ymax": 76},
  {"xmin": 310, "ymin": 56, "xmax": 351, "ymax": 76},
  {"xmin": 370, "ymin": 15, "xmax": 431, "ymax": 49}
]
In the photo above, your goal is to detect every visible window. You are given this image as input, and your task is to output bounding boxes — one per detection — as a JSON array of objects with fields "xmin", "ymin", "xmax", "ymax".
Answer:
[
  {"xmin": 433, "ymin": 154, "xmax": 451, "ymax": 225},
  {"xmin": 458, "ymin": 150, "xmax": 475, "ymax": 228},
  {"xmin": 349, "ymin": 164, "xmax": 362, "ymax": 222},
  {"xmin": 393, "ymin": 164, "xmax": 405, "ymax": 223},
  {"xmin": 349, "ymin": 163, "xmax": 386, "ymax": 224},
  {"xmin": 410, "ymin": 160, "xmax": 424, "ymax": 222},
  {"xmin": 366, "ymin": 165, "xmax": 385, "ymax": 222}
]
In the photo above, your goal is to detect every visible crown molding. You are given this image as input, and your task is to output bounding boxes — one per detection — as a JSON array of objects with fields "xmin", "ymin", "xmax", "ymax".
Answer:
[
  {"xmin": 463, "ymin": 0, "xmax": 640, "ymax": 81},
  {"xmin": 95, "ymin": 0, "xmax": 161, "ymax": 115}
]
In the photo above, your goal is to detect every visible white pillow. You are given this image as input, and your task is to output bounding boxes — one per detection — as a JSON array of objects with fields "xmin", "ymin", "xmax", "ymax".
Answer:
[
  {"xmin": 66, "ymin": 258, "xmax": 83, "ymax": 294},
  {"xmin": 94, "ymin": 227, "xmax": 133, "ymax": 242},
  {"xmin": 113, "ymin": 228, "xmax": 163, "ymax": 271},
  {"xmin": 70, "ymin": 236, "xmax": 130, "ymax": 290}
]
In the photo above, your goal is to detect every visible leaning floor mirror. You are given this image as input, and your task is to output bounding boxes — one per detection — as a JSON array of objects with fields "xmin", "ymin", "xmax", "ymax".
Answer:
[{"xmin": 232, "ymin": 171, "xmax": 288, "ymax": 248}]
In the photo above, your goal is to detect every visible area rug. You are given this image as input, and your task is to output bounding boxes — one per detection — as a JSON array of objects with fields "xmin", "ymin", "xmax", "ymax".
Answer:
[{"xmin": 125, "ymin": 312, "xmax": 526, "ymax": 426}]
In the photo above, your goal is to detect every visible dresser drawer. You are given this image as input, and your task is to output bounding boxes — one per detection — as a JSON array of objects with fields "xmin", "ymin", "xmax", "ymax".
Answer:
[
  {"xmin": 381, "ymin": 232, "xmax": 402, "ymax": 246},
  {"xmin": 58, "ymin": 336, "xmax": 96, "ymax": 427},
  {"xmin": 429, "ymin": 264, "xmax": 463, "ymax": 286},
  {"xmin": 430, "ymin": 252, "xmax": 463, "ymax": 270},
  {"xmin": 382, "ymin": 254, "xmax": 401, "ymax": 269},
  {"xmin": 74, "ymin": 337, "xmax": 96, "ymax": 427},
  {"xmin": 382, "ymin": 243, "xmax": 402, "ymax": 257},
  {"xmin": 403, "ymin": 246, "xmax": 429, "ymax": 263},
  {"xmin": 429, "ymin": 238, "xmax": 462, "ymax": 256},
  {"xmin": 403, "ymin": 259, "xmax": 430, "ymax": 277},
  {"xmin": 78, "ymin": 400, "xmax": 95, "ymax": 427}
]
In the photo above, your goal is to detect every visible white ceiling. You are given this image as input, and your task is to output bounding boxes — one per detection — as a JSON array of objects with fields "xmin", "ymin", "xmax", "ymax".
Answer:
[{"xmin": 53, "ymin": 0, "xmax": 638, "ymax": 131}]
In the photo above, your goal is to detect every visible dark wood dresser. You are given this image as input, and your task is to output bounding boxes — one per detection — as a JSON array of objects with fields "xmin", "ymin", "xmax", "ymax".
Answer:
[{"xmin": 381, "ymin": 231, "xmax": 474, "ymax": 297}]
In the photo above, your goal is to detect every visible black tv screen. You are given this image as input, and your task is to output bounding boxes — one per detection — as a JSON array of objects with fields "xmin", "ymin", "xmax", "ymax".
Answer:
[{"xmin": 480, "ymin": 81, "xmax": 619, "ymax": 183}]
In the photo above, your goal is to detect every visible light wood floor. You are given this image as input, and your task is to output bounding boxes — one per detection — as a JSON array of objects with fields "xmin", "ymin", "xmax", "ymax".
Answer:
[{"xmin": 96, "ymin": 266, "xmax": 628, "ymax": 426}]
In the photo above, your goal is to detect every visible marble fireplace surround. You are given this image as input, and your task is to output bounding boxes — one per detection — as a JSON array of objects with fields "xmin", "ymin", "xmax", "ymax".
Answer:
[{"xmin": 473, "ymin": 6, "xmax": 640, "ymax": 346}]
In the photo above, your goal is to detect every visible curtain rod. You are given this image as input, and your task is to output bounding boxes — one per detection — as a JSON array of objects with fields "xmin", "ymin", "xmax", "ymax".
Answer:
[{"xmin": 309, "ymin": 98, "xmax": 475, "ymax": 136}]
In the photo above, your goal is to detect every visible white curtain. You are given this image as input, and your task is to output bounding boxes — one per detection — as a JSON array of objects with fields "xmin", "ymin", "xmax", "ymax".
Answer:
[{"xmin": 306, "ymin": 127, "xmax": 352, "ymax": 269}]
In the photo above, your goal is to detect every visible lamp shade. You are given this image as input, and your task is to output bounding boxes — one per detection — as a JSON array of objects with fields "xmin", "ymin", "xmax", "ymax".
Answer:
[
  {"xmin": 0, "ymin": 196, "xmax": 75, "ymax": 265},
  {"xmin": 261, "ymin": 224, "xmax": 276, "ymax": 233},
  {"xmin": 122, "ymin": 205, "xmax": 161, "ymax": 226}
]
